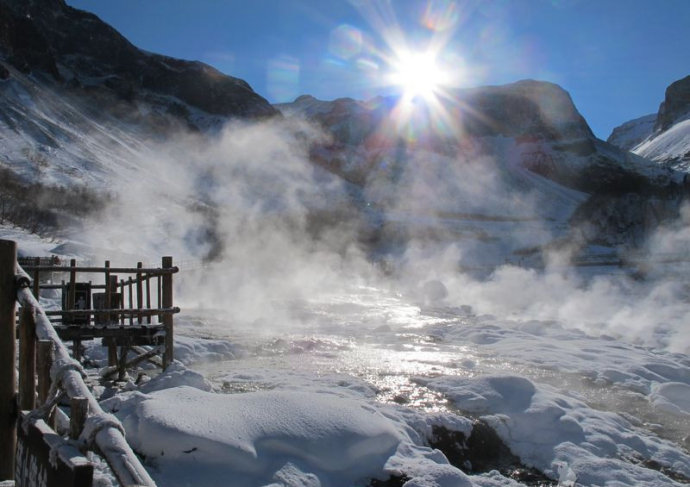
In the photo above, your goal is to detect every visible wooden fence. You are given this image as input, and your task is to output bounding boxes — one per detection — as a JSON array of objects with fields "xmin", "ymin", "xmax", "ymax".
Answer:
[{"xmin": 0, "ymin": 239, "xmax": 180, "ymax": 486}]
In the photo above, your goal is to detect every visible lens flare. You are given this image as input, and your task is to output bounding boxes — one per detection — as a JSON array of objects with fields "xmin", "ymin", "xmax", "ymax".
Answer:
[{"xmin": 329, "ymin": 24, "xmax": 363, "ymax": 60}]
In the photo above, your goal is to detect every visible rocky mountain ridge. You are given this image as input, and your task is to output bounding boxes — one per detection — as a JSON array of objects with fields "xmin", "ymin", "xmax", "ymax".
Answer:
[
  {"xmin": 277, "ymin": 81, "xmax": 688, "ymax": 255},
  {"xmin": 608, "ymin": 75, "xmax": 690, "ymax": 170},
  {"xmin": 279, "ymin": 81, "xmax": 681, "ymax": 197},
  {"xmin": 0, "ymin": 0, "xmax": 687, "ymax": 260},
  {"xmin": 0, "ymin": 0, "xmax": 277, "ymax": 123}
]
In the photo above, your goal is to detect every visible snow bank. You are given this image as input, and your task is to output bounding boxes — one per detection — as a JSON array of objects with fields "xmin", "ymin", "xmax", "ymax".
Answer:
[
  {"xmin": 650, "ymin": 382, "xmax": 690, "ymax": 417},
  {"xmin": 102, "ymin": 383, "xmax": 473, "ymax": 487},
  {"xmin": 417, "ymin": 374, "xmax": 690, "ymax": 486},
  {"xmin": 173, "ymin": 334, "xmax": 242, "ymax": 365}
]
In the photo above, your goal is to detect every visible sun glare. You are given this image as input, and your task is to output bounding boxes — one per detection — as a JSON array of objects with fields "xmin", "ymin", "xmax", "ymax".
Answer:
[{"xmin": 389, "ymin": 50, "xmax": 449, "ymax": 100}]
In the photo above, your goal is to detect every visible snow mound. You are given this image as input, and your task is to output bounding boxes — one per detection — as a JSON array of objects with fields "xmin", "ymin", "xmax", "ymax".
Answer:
[
  {"xmin": 103, "ymin": 387, "xmax": 473, "ymax": 486},
  {"xmin": 650, "ymin": 382, "xmax": 690, "ymax": 417},
  {"xmin": 138, "ymin": 363, "xmax": 213, "ymax": 394},
  {"xmin": 173, "ymin": 335, "xmax": 242, "ymax": 365},
  {"xmin": 418, "ymin": 375, "xmax": 690, "ymax": 486}
]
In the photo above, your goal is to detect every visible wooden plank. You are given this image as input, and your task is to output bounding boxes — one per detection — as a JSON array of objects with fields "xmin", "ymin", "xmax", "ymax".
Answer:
[
  {"xmin": 15, "ymin": 412, "xmax": 93, "ymax": 487},
  {"xmin": 46, "ymin": 308, "xmax": 180, "ymax": 317},
  {"xmin": 0, "ymin": 239, "xmax": 17, "ymax": 480},
  {"xmin": 55, "ymin": 324, "xmax": 166, "ymax": 340},
  {"xmin": 21, "ymin": 265, "xmax": 178, "ymax": 274}
]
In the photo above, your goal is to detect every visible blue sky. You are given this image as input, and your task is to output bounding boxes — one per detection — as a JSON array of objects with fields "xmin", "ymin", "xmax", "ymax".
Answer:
[{"xmin": 66, "ymin": 0, "xmax": 689, "ymax": 139}]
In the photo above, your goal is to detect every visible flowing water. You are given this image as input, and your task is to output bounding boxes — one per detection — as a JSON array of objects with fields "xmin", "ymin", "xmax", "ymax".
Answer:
[{"xmin": 180, "ymin": 284, "xmax": 690, "ymax": 453}]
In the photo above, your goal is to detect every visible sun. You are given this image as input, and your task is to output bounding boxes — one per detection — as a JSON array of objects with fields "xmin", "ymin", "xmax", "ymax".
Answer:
[{"xmin": 389, "ymin": 49, "xmax": 449, "ymax": 101}]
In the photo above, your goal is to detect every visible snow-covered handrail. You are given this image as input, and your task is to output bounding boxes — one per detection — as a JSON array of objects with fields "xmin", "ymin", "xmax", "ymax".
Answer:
[
  {"xmin": 14, "ymin": 273, "xmax": 157, "ymax": 487},
  {"xmin": 0, "ymin": 239, "xmax": 156, "ymax": 486}
]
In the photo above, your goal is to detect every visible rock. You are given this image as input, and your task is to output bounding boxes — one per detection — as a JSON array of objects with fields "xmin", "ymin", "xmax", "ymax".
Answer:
[{"xmin": 656, "ymin": 75, "xmax": 690, "ymax": 131}]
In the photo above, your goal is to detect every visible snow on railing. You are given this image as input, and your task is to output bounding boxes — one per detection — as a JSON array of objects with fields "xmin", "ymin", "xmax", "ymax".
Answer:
[{"xmin": 0, "ymin": 239, "xmax": 157, "ymax": 486}]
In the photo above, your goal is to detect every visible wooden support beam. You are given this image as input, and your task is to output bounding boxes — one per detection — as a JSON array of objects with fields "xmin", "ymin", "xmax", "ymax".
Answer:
[
  {"xmin": 0, "ymin": 239, "xmax": 17, "ymax": 480},
  {"xmin": 18, "ymin": 305, "xmax": 36, "ymax": 411},
  {"xmin": 132, "ymin": 345, "xmax": 163, "ymax": 368}
]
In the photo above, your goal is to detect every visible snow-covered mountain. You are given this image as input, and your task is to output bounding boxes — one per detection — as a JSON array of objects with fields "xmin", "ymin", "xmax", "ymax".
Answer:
[
  {"xmin": 0, "ymin": 0, "xmax": 281, "ymax": 242},
  {"xmin": 607, "ymin": 113, "xmax": 657, "ymax": 151},
  {"xmin": 609, "ymin": 75, "xmax": 690, "ymax": 171},
  {"xmin": 278, "ymin": 82, "xmax": 686, "ymax": 258},
  {"xmin": 1, "ymin": 0, "xmax": 687, "ymax": 266}
]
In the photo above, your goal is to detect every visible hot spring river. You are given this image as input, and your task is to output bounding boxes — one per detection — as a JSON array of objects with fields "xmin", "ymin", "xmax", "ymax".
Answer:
[{"xmin": 178, "ymin": 284, "xmax": 690, "ymax": 453}]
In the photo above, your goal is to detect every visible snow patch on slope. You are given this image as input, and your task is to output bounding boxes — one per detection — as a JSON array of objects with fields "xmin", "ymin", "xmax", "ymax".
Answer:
[
  {"xmin": 607, "ymin": 114, "xmax": 657, "ymax": 151},
  {"xmin": 634, "ymin": 118, "xmax": 690, "ymax": 170}
]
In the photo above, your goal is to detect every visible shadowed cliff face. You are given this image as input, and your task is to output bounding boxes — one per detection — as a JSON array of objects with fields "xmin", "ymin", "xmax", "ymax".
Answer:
[
  {"xmin": 0, "ymin": 0, "xmax": 277, "ymax": 120},
  {"xmin": 656, "ymin": 75, "xmax": 690, "ymax": 132}
]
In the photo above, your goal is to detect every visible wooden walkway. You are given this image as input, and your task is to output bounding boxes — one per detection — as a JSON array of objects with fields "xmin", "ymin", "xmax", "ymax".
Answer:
[{"xmin": 1, "ymin": 239, "xmax": 180, "ymax": 487}]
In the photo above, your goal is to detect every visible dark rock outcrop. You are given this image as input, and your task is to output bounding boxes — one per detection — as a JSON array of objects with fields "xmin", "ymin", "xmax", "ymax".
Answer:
[
  {"xmin": 459, "ymin": 80, "xmax": 594, "ymax": 143},
  {"xmin": 0, "ymin": 0, "xmax": 277, "ymax": 120},
  {"xmin": 656, "ymin": 75, "xmax": 690, "ymax": 132}
]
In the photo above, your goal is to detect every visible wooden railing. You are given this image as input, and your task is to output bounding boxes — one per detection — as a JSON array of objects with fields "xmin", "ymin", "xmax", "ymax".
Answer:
[{"xmin": 0, "ymin": 239, "xmax": 174, "ymax": 486}]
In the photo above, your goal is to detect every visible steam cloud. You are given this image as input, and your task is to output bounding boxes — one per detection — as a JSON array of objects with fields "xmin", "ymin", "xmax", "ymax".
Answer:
[{"xmin": 76, "ymin": 115, "xmax": 690, "ymax": 354}]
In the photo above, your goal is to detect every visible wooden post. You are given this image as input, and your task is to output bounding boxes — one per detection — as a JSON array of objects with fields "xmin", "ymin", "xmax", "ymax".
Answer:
[
  {"xmin": 136, "ymin": 263, "xmax": 143, "ymax": 324},
  {"xmin": 105, "ymin": 262, "xmax": 117, "ymax": 367},
  {"xmin": 69, "ymin": 397, "xmax": 89, "ymax": 441},
  {"xmin": 145, "ymin": 274, "xmax": 152, "ymax": 324},
  {"xmin": 0, "ymin": 239, "xmax": 17, "ymax": 480},
  {"xmin": 120, "ymin": 278, "xmax": 125, "ymax": 325},
  {"xmin": 162, "ymin": 256, "xmax": 174, "ymax": 369},
  {"xmin": 157, "ymin": 274, "xmax": 162, "ymax": 323},
  {"xmin": 118, "ymin": 346, "xmax": 129, "ymax": 381},
  {"xmin": 68, "ymin": 259, "xmax": 80, "ymax": 361},
  {"xmin": 37, "ymin": 340, "xmax": 53, "ymax": 405},
  {"xmin": 68, "ymin": 259, "xmax": 77, "ymax": 310},
  {"xmin": 127, "ymin": 277, "xmax": 133, "ymax": 325},
  {"xmin": 32, "ymin": 256, "xmax": 40, "ymax": 300},
  {"xmin": 18, "ymin": 304, "xmax": 36, "ymax": 411}
]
